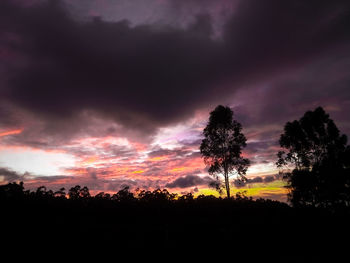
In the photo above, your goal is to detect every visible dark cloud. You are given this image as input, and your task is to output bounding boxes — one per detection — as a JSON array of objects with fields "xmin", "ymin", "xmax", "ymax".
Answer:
[
  {"xmin": 165, "ymin": 174, "xmax": 214, "ymax": 188},
  {"xmin": 0, "ymin": 0, "xmax": 349, "ymax": 142},
  {"xmin": 233, "ymin": 179, "xmax": 248, "ymax": 188},
  {"xmin": 20, "ymin": 172, "xmax": 141, "ymax": 192},
  {"xmin": 243, "ymin": 139, "xmax": 280, "ymax": 164},
  {"xmin": 147, "ymin": 148, "xmax": 178, "ymax": 158},
  {"xmin": 147, "ymin": 147, "xmax": 192, "ymax": 158},
  {"xmin": 263, "ymin": 175, "xmax": 275, "ymax": 183},
  {"xmin": 224, "ymin": 0, "xmax": 350, "ymax": 65},
  {"xmin": 104, "ymin": 178, "xmax": 138, "ymax": 192},
  {"xmin": 178, "ymin": 139, "xmax": 203, "ymax": 147},
  {"xmin": 245, "ymin": 140, "xmax": 277, "ymax": 153},
  {"xmin": 233, "ymin": 174, "xmax": 281, "ymax": 188},
  {"xmin": 0, "ymin": 167, "xmax": 25, "ymax": 182},
  {"xmin": 0, "ymin": 0, "xmax": 221, "ymax": 136},
  {"xmin": 248, "ymin": 177, "xmax": 264, "ymax": 184}
]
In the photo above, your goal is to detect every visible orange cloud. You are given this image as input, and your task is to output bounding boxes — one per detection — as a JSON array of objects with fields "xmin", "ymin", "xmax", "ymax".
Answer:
[
  {"xmin": 0, "ymin": 129, "xmax": 23, "ymax": 137},
  {"xmin": 149, "ymin": 156, "xmax": 168, "ymax": 162},
  {"xmin": 79, "ymin": 157, "xmax": 98, "ymax": 166},
  {"xmin": 170, "ymin": 167, "xmax": 187, "ymax": 172}
]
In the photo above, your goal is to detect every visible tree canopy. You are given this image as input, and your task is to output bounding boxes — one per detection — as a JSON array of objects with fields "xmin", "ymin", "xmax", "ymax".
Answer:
[{"xmin": 277, "ymin": 107, "xmax": 350, "ymax": 207}]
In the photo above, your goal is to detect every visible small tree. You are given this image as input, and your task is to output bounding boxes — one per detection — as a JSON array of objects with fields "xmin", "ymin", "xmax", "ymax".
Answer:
[
  {"xmin": 68, "ymin": 185, "xmax": 91, "ymax": 200},
  {"xmin": 200, "ymin": 105, "xmax": 250, "ymax": 198},
  {"xmin": 277, "ymin": 107, "xmax": 350, "ymax": 207}
]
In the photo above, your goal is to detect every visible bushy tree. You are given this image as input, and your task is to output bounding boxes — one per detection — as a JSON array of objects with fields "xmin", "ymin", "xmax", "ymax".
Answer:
[
  {"xmin": 111, "ymin": 186, "xmax": 135, "ymax": 202},
  {"xmin": 68, "ymin": 185, "xmax": 91, "ymax": 200},
  {"xmin": 200, "ymin": 105, "xmax": 250, "ymax": 198},
  {"xmin": 277, "ymin": 107, "xmax": 350, "ymax": 208}
]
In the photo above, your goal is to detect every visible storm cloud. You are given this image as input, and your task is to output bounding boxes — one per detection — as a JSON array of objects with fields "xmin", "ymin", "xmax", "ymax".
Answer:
[{"xmin": 1, "ymin": 0, "xmax": 349, "ymax": 139}]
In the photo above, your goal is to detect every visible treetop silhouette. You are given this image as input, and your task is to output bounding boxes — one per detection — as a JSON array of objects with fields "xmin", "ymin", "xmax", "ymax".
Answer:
[{"xmin": 277, "ymin": 106, "xmax": 349, "ymax": 170}]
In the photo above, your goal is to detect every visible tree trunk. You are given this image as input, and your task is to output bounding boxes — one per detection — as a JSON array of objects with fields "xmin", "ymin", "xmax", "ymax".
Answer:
[
  {"xmin": 226, "ymin": 182, "xmax": 230, "ymax": 199},
  {"xmin": 224, "ymin": 170, "xmax": 230, "ymax": 199}
]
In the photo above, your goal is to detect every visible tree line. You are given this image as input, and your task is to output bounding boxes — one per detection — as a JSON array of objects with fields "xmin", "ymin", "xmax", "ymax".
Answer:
[{"xmin": 1, "ymin": 180, "xmax": 280, "ymax": 205}]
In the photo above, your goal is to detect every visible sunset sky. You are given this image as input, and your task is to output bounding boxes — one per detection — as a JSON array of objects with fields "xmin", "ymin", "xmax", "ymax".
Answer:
[{"xmin": 1, "ymin": 0, "xmax": 350, "ymax": 202}]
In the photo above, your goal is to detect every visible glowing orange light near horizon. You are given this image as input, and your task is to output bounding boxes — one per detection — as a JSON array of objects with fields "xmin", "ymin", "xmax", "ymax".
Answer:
[
  {"xmin": 0, "ymin": 129, "xmax": 23, "ymax": 137},
  {"xmin": 132, "ymin": 170, "xmax": 144, "ymax": 174},
  {"xmin": 149, "ymin": 156, "xmax": 168, "ymax": 162},
  {"xmin": 81, "ymin": 157, "xmax": 97, "ymax": 165},
  {"xmin": 170, "ymin": 167, "xmax": 186, "ymax": 172}
]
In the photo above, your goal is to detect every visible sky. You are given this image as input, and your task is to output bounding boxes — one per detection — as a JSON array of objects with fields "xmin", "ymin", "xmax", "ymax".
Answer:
[{"xmin": 0, "ymin": 0, "xmax": 350, "ymax": 202}]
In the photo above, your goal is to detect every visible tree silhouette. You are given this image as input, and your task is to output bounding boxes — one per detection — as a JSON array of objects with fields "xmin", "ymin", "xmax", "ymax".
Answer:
[
  {"xmin": 200, "ymin": 105, "xmax": 250, "ymax": 198},
  {"xmin": 111, "ymin": 186, "xmax": 135, "ymax": 202},
  {"xmin": 277, "ymin": 107, "xmax": 350, "ymax": 207},
  {"xmin": 54, "ymin": 188, "xmax": 66, "ymax": 199},
  {"xmin": 68, "ymin": 185, "xmax": 91, "ymax": 200},
  {"xmin": 68, "ymin": 185, "xmax": 81, "ymax": 199},
  {"xmin": 95, "ymin": 192, "xmax": 111, "ymax": 200},
  {"xmin": 80, "ymin": 186, "xmax": 91, "ymax": 199},
  {"xmin": 0, "ymin": 181, "xmax": 25, "ymax": 201},
  {"xmin": 136, "ymin": 188, "xmax": 177, "ymax": 203}
]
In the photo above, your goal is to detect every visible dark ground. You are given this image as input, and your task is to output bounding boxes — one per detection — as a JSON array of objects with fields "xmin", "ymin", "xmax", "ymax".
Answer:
[{"xmin": 2, "ymin": 194, "xmax": 349, "ymax": 262}]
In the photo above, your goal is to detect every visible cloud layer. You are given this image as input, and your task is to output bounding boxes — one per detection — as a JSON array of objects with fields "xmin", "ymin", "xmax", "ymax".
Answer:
[{"xmin": 1, "ymin": 0, "xmax": 349, "ymax": 136}]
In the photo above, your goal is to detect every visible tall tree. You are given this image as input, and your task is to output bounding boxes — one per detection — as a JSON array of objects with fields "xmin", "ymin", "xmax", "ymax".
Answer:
[
  {"xmin": 277, "ymin": 107, "xmax": 350, "ymax": 207},
  {"xmin": 200, "ymin": 105, "xmax": 250, "ymax": 198}
]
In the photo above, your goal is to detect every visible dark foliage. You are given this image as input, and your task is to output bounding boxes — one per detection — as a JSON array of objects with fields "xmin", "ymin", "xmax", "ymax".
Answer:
[
  {"xmin": 68, "ymin": 185, "xmax": 91, "ymax": 200},
  {"xmin": 277, "ymin": 107, "xmax": 350, "ymax": 208},
  {"xmin": 200, "ymin": 105, "xmax": 250, "ymax": 198},
  {"xmin": 1, "ymin": 182, "xmax": 349, "ymax": 260}
]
